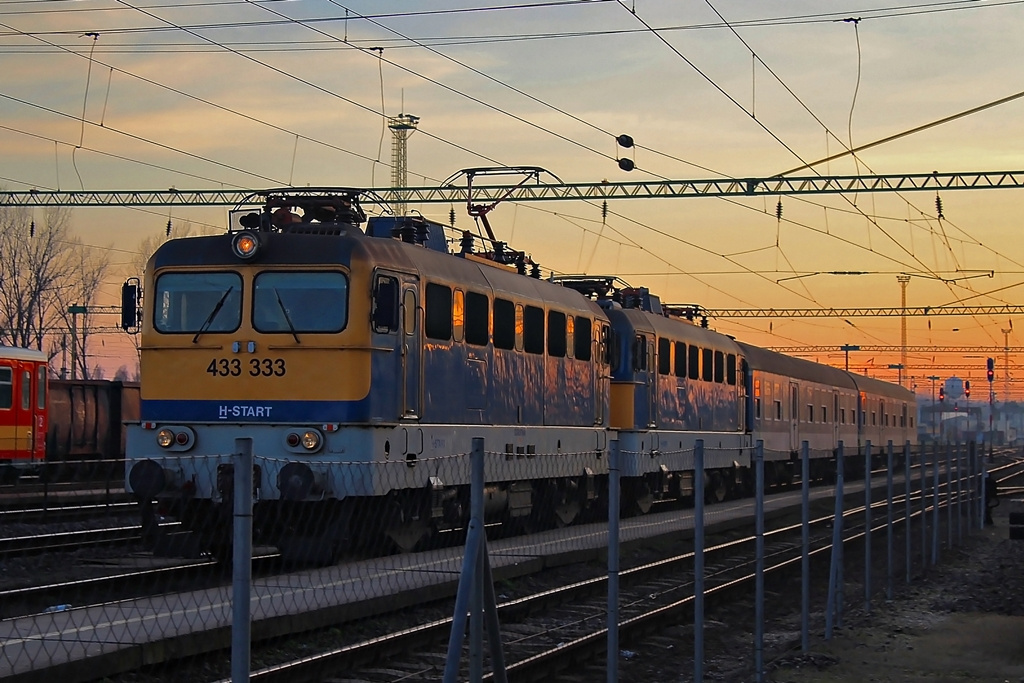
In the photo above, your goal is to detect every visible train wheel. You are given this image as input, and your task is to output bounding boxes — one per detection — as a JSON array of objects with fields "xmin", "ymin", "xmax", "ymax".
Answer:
[
  {"xmin": 386, "ymin": 519, "xmax": 432, "ymax": 554},
  {"xmin": 554, "ymin": 499, "xmax": 581, "ymax": 528},
  {"xmin": 625, "ymin": 479, "xmax": 654, "ymax": 515},
  {"xmin": 705, "ymin": 472, "xmax": 728, "ymax": 504}
]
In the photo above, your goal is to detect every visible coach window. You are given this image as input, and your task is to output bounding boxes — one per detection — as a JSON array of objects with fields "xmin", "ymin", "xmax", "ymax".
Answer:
[
  {"xmin": 371, "ymin": 274, "xmax": 399, "ymax": 333},
  {"xmin": 702, "ymin": 348, "xmax": 713, "ymax": 382},
  {"xmin": 465, "ymin": 291, "xmax": 489, "ymax": 346},
  {"xmin": 523, "ymin": 305, "xmax": 544, "ymax": 354},
  {"xmin": 821, "ymin": 406, "xmax": 827, "ymax": 423},
  {"xmin": 425, "ymin": 283, "xmax": 453, "ymax": 340},
  {"xmin": 688, "ymin": 345, "xmax": 700, "ymax": 380},
  {"xmin": 574, "ymin": 317, "xmax": 592, "ymax": 361},
  {"xmin": 548, "ymin": 311, "xmax": 567, "ymax": 357},
  {"xmin": 713, "ymin": 350, "xmax": 724, "ymax": 383},
  {"xmin": 0, "ymin": 367, "xmax": 10, "ymax": 410},
  {"xmin": 403, "ymin": 290, "xmax": 416, "ymax": 335},
  {"xmin": 515, "ymin": 303, "xmax": 525, "ymax": 351},
  {"xmin": 726, "ymin": 354, "xmax": 736, "ymax": 385},
  {"xmin": 633, "ymin": 334, "xmax": 647, "ymax": 371},
  {"xmin": 841, "ymin": 407, "xmax": 846, "ymax": 424},
  {"xmin": 775, "ymin": 400, "xmax": 782, "ymax": 420},
  {"xmin": 565, "ymin": 315, "xmax": 575, "ymax": 359},
  {"xmin": 155, "ymin": 272, "xmax": 241, "ymax": 333},
  {"xmin": 452, "ymin": 290, "xmax": 465, "ymax": 342},
  {"xmin": 807, "ymin": 404, "xmax": 814, "ymax": 423},
  {"xmin": 658, "ymin": 338, "xmax": 671, "ymax": 375},
  {"xmin": 37, "ymin": 366, "xmax": 46, "ymax": 410},
  {"xmin": 493, "ymin": 298, "xmax": 515, "ymax": 350},
  {"xmin": 21, "ymin": 371, "xmax": 30, "ymax": 410},
  {"xmin": 674, "ymin": 342, "xmax": 686, "ymax": 376}
]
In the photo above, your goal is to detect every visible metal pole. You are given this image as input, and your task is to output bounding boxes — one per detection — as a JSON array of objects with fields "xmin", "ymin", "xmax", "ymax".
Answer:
[
  {"xmin": 608, "ymin": 440, "xmax": 621, "ymax": 683},
  {"xmin": 967, "ymin": 442, "xmax": 975, "ymax": 533},
  {"xmin": 801, "ymin": 441, "xmax": 810, "ymax": 653},
  {"xmin": 231, "ymin": 438, "xmax": 253, "ymax": 683},
  {"xmin": 443, "ymin": 439, "xmax": 486, "ymax": 683},
  {"xmin": 469, "ymin": 440, "xmax": 485, "ymax": 682},
  {"xmin": 693, "ymin": 440, "xmax": 705, "ymax": 683},
  {"xmin": 932, "ymin": 445, "xmax": 940, "ymax": 564},
  {"xmin": 945, "ymin": 444, "xmax": 952, "ymax": 549},
  {"xmin": 956, "ymin": 443, "xmax": 963, "ymax": 545},
  {"xmin": 886, "ymin": 441, "xmax": 894, "ymax": 601},
  {"xmin": 979, "ymin": 449, "xmax": 988, "ymax": 530},
  {"xmin": 904, "ymin": 442, "xmax": 912, "ymax": 584},
  {"xmin": 864, "ymin": 441, "xmax": 872, "ymax": 614},
  {"xmin": 826, "ymin": 442, "xmax": 845, "ymax": 639},
  {"xmin": 754, "ymin": 441, "xmax": 765, "ymax": 682},
  {"xmin": 920, "ymin": 443, "xmax": 928, "ymax": 569}
]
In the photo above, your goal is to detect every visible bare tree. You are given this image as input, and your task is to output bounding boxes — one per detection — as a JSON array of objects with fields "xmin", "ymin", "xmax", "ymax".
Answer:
[{"xmin": 0, "ymin": 202, "xmax": 111, "ymax": 378}]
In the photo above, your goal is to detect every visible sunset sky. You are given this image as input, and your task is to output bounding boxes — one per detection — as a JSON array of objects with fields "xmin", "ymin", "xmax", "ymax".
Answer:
[{"xmin": 1, "ymin": 0, "xmax": 1023, "ymax": 399}]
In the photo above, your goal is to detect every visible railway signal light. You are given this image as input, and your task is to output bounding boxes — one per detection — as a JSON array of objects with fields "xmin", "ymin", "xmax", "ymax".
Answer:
[
  {"xmin": 965, "ymin": 381, "xmax": 971, "ymax": 398},
  {"xmin": 987, "ymin": 357, "xmax": 995, "ymax": 382},
  {"xmin": 939, "ymin": 387, "xmax": 945, "ymax": 402}
]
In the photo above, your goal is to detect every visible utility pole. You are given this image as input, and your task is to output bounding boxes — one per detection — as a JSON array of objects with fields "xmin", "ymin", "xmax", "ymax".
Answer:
[
  {"xmin": 840, "ymin": 344, "xmax": 860, "ymax": 371},
  {"xmin": 897, "ymin": 275, "xmax": 911, "ymax": 387},
  {"xmin": 927, "ymin": 375, "xmax": 940, "ymax": 442},
  {"xmin": 1002, "ymin": 327, "xmax": 1012, "ymax": 403}
]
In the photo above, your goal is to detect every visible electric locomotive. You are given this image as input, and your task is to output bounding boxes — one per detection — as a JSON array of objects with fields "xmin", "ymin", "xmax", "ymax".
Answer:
[{"xmin": 125, "ymin": 190, "xmax": 614, "ymax": 561}]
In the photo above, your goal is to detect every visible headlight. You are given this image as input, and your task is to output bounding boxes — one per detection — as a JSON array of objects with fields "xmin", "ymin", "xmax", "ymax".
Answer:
[
  {"xmin": 157, "ymin": 429, "xmax": 175, "ymax": 448},
  {"xmin": 232, "ymin": 231, "xmax": 260, "ymax": 259},
  {"xmin": 301, "ymin": 430, "xmax": 321, "ymax": 451}
]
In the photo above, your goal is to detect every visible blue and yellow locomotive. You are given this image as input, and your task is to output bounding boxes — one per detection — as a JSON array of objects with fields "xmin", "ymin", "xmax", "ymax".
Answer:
[{"xmin": 125, "ymin": 189, "xmax": 916, "ymax": 562}]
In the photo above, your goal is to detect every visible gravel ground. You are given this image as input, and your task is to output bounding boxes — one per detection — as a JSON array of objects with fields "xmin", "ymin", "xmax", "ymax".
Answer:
[{"xmin": 610, "ymin": 497, "xmax": 1024, "ymax": 683}]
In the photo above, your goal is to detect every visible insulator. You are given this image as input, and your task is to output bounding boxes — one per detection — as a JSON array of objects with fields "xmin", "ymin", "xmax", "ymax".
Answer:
[
  {"xmin": 530, "ymin": 262, "xmax": 541, "ymax": 279},
  {"xmin": 515, "ymin": 253, "xmax": 526, "ymax": 275},
  {"xmin": 29, "ymin": 220, "xmax": 35, "ymax": 238},
  {"xmin": 601, "ymin": 200, "xmax": 608, "ymax": 224},
  {"xmin": 166, "ymin": 219, "xmax": 172, "ymax": 236},
  {"xmin": 935, "ymin": 194, "xmax": 944, "ymax": 219},
  {"xmin": 775, "ymin": 200, "xmax": 783, "ymax": 221},
  {"xmin": 449, "ymin": 207, "xmax": 456, "ymax": 227},
  {"xmin": 460, "ymin": 230, "xmax": 474, "ymax": 254}
]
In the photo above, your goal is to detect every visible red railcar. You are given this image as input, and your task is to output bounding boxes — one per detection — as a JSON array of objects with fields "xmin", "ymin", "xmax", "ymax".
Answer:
[{"xmin": 0, "ymin": 346, "xmax": 48, "ymax": 480}]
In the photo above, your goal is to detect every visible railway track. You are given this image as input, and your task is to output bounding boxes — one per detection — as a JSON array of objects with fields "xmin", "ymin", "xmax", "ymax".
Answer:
[{"xmin": 8, "ymin": 451, "xmax": 1022, "ymax": 683}]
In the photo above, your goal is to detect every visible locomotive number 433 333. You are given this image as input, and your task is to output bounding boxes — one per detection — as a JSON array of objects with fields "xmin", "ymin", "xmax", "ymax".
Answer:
[{"xmin": 207, "ymin": 358, "xmax": 286, "ymax": 377}]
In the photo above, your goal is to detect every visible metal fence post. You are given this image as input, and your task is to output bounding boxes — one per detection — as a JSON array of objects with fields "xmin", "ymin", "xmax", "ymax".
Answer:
[
  {"xmin": 945, "ymin": 443, "xmax": 953, "ymax": 549},
  {"xmin": 956, "ymin": 443, "xmax": 963, "ymax": 545},
  {"xmin": 754, "ymin": 440, "xmax": 764, "ymax": 682},
  {"xmin": 826, "ymin": 441, "xmax": 845, "ymax": 639},
  {"xmin": 932, "ymin": 446, "xmax": 940, "ymax": 565},
  {"xmin": 920, "ymin": 444, "xmax": 928, "ymax": 569},
  {"xmin": 904, "ymin": 442, "xmax": 912, "ymax": 584},
  {"xmin": 886, "ymin": 440, "xmax": 894, "ymax": 601},
  {"xmin": 232, "ymin": 437, "xmax": 253, "ymax": 683},
  {"xmin": 693, "ymin": 440, "xmax": 705, "ymax": 683},
  {"xmin": 801, "ymin": 441, "xmax": 810, "ymax": 654},
  {"xmin": 864, "ymin": 441, "xmax": 872, "ymax": 614},
  {"xmin": 967, "ymin": 442, "xmax": 975, "ymax": 533},
  {"xmin": 608, "ymin": 440, "xmax": 620, "ymax": 683}
]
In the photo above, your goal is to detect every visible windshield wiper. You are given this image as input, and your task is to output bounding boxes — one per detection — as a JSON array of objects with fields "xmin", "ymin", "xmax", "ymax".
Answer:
[
  {"xmin": 192, "ymin": 286, "xmax": 234, "ymax": 344},
  {"xmin": 273, "ymin": 288, "xmax": 300, "ymax": 343}
]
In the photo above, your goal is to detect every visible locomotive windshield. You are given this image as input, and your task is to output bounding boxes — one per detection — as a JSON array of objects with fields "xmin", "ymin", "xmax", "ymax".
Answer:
[
  {"xmin": 154, "ymin": 272, "xmax": 242, "ymax": 334},
  {"xmin": 252, "ymin": 271, "xmax": 348, "ymax": 334}
]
